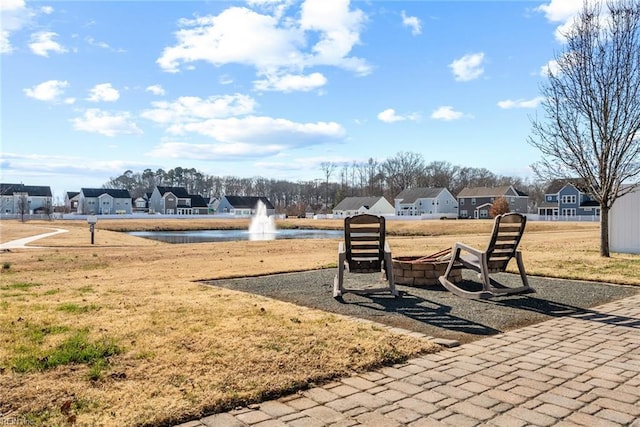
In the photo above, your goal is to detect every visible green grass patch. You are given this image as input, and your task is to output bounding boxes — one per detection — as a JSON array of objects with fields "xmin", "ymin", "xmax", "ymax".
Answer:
[
  {"xmin": 0, "ymin": 282, "xmax": 42, "ymax": 291},
  {"xmin": 57, "ymin": 303, "xmax": 100, "ymax": 314},
  {"xmin": 10, "ymin": 328, "xmax": 122, "ymax": 375}
]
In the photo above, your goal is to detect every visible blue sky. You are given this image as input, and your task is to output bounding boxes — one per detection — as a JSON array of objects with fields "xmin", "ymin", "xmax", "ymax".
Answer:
[{"xmin": 2, "ymin": 0, "xmax": 582, "ymax": 201}]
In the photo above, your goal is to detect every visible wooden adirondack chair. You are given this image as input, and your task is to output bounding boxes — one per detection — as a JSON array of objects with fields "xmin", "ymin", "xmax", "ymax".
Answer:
[
  {"xmin": 333, "ymin": 214, "xmax": 399, "ymax": 298},
  {"xmin": 439, "ymin": 212, "xmax": 534, "ymax": 299}
]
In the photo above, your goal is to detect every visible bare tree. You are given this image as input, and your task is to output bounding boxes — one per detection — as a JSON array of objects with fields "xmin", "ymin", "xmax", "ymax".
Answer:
[
  {"xmin": 529, "ymin": 0, "xmax": 640, "ymax": 256},
  {"xmin": 320, "ymin": 162, "xmax": 336, "ymax": 211},
  {"xmin": 17, "ymin": 193, "xmax": 29, "ymax": 222}
]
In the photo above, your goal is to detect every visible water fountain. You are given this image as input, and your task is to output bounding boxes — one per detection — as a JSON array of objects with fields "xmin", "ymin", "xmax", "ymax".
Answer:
[{"xmin": 248, "ymin": 200, "xmax": 276, "ymax": 240}]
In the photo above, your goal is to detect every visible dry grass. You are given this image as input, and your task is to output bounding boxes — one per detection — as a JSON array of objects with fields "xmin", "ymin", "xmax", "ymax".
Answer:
[{"xmin": 0, "ymin": 217, "xmax": 638, "ymax": 426}]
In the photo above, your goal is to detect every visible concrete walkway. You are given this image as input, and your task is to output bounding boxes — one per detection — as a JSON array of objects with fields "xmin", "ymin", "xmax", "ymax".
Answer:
[
  {"xmin": 177, "ymin": 293, "xmax": 640, "ymax": 427},
  {"xmin": 0, "ymin": 228, "xmax": 68, "ymax": 250}
]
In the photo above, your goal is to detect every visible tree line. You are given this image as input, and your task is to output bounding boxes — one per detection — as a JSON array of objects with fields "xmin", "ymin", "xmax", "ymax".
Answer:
[{"xmin": 103, "ymin": 151, "xmax": 547, "ymax": 216}]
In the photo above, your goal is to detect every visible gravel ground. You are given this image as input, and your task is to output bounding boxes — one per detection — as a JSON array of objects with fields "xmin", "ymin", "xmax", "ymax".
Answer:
[{"xmin": 205, "ymin": 270, "xmax": 638, "ymax": 344}]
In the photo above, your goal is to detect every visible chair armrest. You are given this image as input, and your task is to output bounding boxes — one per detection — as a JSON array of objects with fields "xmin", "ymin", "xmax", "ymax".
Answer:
[
  {"xmin": 453, "ymin": 242, "xmax": 483, "ymax": 258},
  {"xmin": 384, "ymin": 241, "xmax": 392, "ymax": 254},
  {"xmin": 338, "ymin": 242, "xmax": 345, "ymax": 253}
]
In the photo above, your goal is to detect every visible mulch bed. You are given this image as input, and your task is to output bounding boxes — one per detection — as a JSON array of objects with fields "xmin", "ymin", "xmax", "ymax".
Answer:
[{"xmin": 204, "ymin": 270, "xmax": 638, "ymax": 344}]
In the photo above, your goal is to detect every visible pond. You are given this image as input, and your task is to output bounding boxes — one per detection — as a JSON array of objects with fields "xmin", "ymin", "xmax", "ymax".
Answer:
[{"xmin": 128, "ymin": 229, "xmax": 343, "ymax": 244}]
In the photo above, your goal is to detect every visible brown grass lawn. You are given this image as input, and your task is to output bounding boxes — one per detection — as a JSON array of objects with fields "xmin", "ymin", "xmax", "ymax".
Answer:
[{"xmin": 1, "ymin": 217, "xmax": 638, "ymax": 426}]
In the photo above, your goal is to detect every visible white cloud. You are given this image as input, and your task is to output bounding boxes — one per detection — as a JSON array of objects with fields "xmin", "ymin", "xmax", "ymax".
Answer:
[
  {"xmin": 1, "ymin": 30, "xmax": 14, "ymax": 54},
  {"xmin": 1, "ymin": 0, "xmax": 31, "ymax": 54},
  {"xmin": 87, "ymin": 83, "xmax": 120, "ymax": 102},
  {"xmin": 29, "ymin": 31, "xmax": 67, "ymax": 56},
  {"xmin": 23, "ymin": 80, "xmax": 69, "ymax": 101},
  {"xmin": 157, "ymin": 1, "xmax": 370, "ymax": 92},
  {"xmin": 497, "ymin": 96, "xmax": 544, "ymax": 109},
  {"xmin": 141, "ymin": 94, "xmax": 257, "ymax": 125},
  {"xmin": 71, "ymin": 109, "xmax": 142, "ymax": 137},
  {"xmin": 535, "ymin": 0, "xmax": 605, "ymax": 43},
  {"xmin": 449, "ymin": 52, "xmax": 485, "ymax": 82},
  {"xmin": 173, "ymin": 116, "xmax": 344, "ymax": 145},
  {"xmin": 540, "ymin": 59, "xmax": 560, "ymax": 76},
  {"xmin": 535, "ymin": 0, "xmax": 583, "ymax": 23},
  {"xmin": 431, "ymin": 106, "xmax": 464, "ymax": 121},
  {"xmin": 147, "ymin": 115, "xmax": 344, "ymax": 160},
  {"xmin": 254, "ymin": 72, "xmax": 327, "ymax": 92},
  {"xmin": 142, "ymin": 92, "xmax": 345, "ymax": 159},
  {"xmin": 146, "ymin": 85, "xmax": 166, "ymax": 96},
  {"xmin": 401, "ymin": 11, "xmax": 421, "ymax": 35},
  {"xmin": 377, "ymin": 108, "xmax": 420, "ymax": 123},
  {"xmin": 40, "ymin": 6, "xmax": 53, "ymax": 14}
]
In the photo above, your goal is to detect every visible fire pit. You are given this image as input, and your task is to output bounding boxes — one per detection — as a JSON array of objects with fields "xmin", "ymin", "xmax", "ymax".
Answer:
[{"xmin": 392, "ymin": 250, "xmax": 462, "ymax": 287}]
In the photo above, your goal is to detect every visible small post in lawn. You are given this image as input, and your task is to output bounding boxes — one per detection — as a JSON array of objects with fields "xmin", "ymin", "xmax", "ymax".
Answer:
[{"xmin": 87, "ymin": 215, "xmax": 98, "ymax": 244}]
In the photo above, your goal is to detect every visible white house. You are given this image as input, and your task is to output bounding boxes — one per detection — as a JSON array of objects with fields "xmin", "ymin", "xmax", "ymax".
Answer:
[
  {"xmin": 0, "ymin": 183, "xmax": 53, "ymax": 215},
  {"xmin": 394, "ymin": 187, "xmax": 458, "ymax": 218},
  {"xmin": 332, "ymin": 196, "xmax": 395, "ymax": 217},
  {"xmin": 609, "ymin": 186, "xmax": 640, "ymax": 254},
  {"xmin": 78, "ymin": 188, "xmax": 132, "ymax": 215}
]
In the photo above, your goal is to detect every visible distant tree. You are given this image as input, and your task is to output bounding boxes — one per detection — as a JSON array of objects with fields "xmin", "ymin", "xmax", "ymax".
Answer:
[
  {"xmin": 17, "ymin": 193, "xmax": 29, "ymax": 222},
  {"xmin": 529, "ymin": 0, "xmax": 640, "ymax": 257},
  {"xmin": 490, "ymin": 196, "xmax": 510, "ymax": 218},
  {"xmin": 320, "ymin": 162, "xmax": 336, "ymax": 212}
]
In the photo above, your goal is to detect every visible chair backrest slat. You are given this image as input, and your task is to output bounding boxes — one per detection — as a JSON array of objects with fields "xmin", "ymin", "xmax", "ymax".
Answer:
[
  {"xmin": 485, "ymin": 213, "xmax": 526, "ymax": 271},
  {"xmin": 344, "ymin": 214, "xmax": 386, "ymax": 272}
]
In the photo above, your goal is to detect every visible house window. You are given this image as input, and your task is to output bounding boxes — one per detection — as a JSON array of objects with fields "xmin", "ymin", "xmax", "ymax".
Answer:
[
  {"xmin": 562, "ymin": 208, "xmax": 576, "ymax": 216},
  {"xmin": 471, "ymin": 198, "xmax": 476, "ymax": 205},
  {"xmin": 460, "ymin": 199, "xmax": 465, "ymax": 205},
  {"xmin": 561, "ymin": 195, "xmax": 577, "ymax": 204},
  {"xmin": 547, "ymin": 196, "xmax": 552, "ymax": 201}
]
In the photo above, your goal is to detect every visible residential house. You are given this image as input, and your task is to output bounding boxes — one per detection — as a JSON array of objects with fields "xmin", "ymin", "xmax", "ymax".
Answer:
[
  {"xmin": 150, "ymin": 186, "xmax": 192, "ymax": 215},
  {"xmin": 332, "ymin": 196, "xmax": 395, "ymax": 217},
  {"xmin": 65, "ymin": 191, "xmax": 80, "ymax": 213},
  {"xmin": 0, "ymin": 183, "xmax": 53, "ymax": 215},
  {"xmin": 537, "ymin": 179, "xmax": 600, "ymax": 218},
  {"xmin": 78, "ymin": 188, "xmax": 132, "ymax": 215},
  {"xmin": 189, "ymin": 194, "xmax": 210, "ymax": 215},
  {"xmin": 457, "ymin": 185, "xmax": 528, "ymax": 219},
  {"xmin": 132, "ymin": 193, "xmax": 151, "ymax": 213},
  {"xmin": 216, "ymin": 196, "xmax": 275, "ymax": 216},
  {"xmin": 394, "ymin": 187, "xmax": 458, "ymax": 218}
]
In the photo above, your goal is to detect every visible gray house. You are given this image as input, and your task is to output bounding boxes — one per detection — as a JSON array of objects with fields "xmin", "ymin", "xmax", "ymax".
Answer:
[
  {"xmin": 332, "ymin": 196, "xmax": 394, "ymax": 217},
  {"xmin": 538, "ymin": 179, "xmax": 600, "ymax": 218},
  {"xmin": 457, "ymin": 185, "xmax": 528, "ymax": 219},
  {"xmin": 216, "ymin": 196, "xmax": 275, "ymax": 216},
  {"xmin": 394, "ymin": 187, "xmax": 457, "ymax": 218},
  {"xmin": 0, "ymin": 183, "xmax": 53, "ymax": 215},
  {"xmin": 149, "ymin": 186, "xmax": 192, "ymax": 215},
  {"xmin": 65, "ymin": 191, "xmax": 80, "ymax": 213},
  {"xmin": 78, "ymin": 188, "xmax": 132, "ymax": 215}
]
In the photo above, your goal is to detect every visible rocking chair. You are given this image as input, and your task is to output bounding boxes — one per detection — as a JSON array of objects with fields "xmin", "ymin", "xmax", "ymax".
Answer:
[
  {"xmin": 333, "ymin": 214, "xmax": 398, "ymax": 298},
  {"xmin": 439, "ymin": 212, "xmax": 535, "ymax": 299}
]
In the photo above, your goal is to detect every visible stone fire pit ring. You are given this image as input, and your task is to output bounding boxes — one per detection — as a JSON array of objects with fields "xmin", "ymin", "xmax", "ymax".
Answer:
[{"xmin": 392, "ymin": 255, "xmax": 462, "ymax": 287}]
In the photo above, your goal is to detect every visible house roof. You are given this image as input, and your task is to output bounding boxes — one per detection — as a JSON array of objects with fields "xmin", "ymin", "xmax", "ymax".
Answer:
[
  {"xmin": 544, "ymin": 178, "xmax": 589, "ymax": 194},
  {"xmin": 395, "ymin": 187, "xmax": 445, "ymax": 203},
  {"xmin": 189, "ymin": 194, "xmax": 208, "ymax": 208},
  {"xmin": 81, "ymin": 188, "xmax": 132, "ymax": 198},
  {"xmin": 223, "ymin": 196, "xmax": 274, "ymax": 210},
  {"xmin": 66, "ymin": 191, "xmax": 80, "ymax": 199},
  {"xmin": 1, "ymin": 183, "xmax": 52, "ymax": 197},
  {"xmin": 156, "ymin": 186, "xmax": 191, "ymax": 198},
  {"xmin": 333, "ymin": 196, "xmax": 385, "ymax": 211},
  {"xmin": 457, "ymin": 185, "xmax": 522, "ymax": 198}
]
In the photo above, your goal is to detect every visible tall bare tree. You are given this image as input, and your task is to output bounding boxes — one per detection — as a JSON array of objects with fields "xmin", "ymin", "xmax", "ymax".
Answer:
[{"xmin": 529, "ymin": 0, "xmax": 640, "ymax": 256}]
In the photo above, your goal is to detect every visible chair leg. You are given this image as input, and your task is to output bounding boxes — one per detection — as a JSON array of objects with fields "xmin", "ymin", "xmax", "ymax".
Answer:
[
  {"xmin": 384, "ymin": 252, "xmax": 399, "ymax": 297},
  {"xmin": 333, "ymin": 251, "xmax": 346, "ymax": 298}
]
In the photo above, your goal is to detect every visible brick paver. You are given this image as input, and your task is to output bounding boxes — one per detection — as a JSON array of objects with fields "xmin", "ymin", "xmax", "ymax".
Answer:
[{"xmin": 175, "ymin": 293, "xmax": 640, "ymax": 426}]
